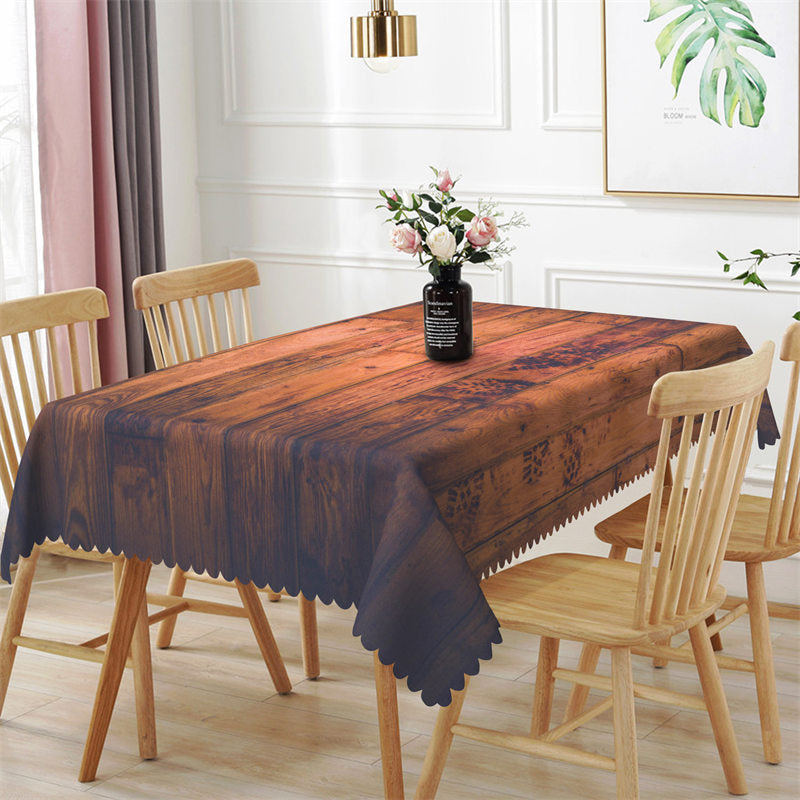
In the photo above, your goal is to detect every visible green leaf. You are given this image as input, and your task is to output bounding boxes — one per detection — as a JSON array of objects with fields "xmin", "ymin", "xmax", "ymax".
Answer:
[
  {"xmin": 647, "ymin": 0, "xmax": 775, "ymax": 128},
  {"xmin": 419, "ymin": 193, "xmax": 434, "ymax": 203},
  {"xmin": 429, "ymin": 201, "xmax": 442, "ymax": 213},
  {"xmin": 456, "ymin": 209, "xmax": 475, "ymax": 222},
  {"xmin": 420, "ymin": 211, "xmax": 439, "ymax": 226},
  {"xmin": 716, "ymin": 250, "xmax": 728, "ymax": 260},
  {"xmin": 791, "ymin": 261, "xmax": 800, "ymax": 276},
  {"xmin": 455, "ymin": 228, "xmax": 464, "ymax": 245},
  {"xmin": 793, "ymin": 311, "xmax": 800, "ymax": 321},
  {"xmin": 750, "ymin": 248, "xmax": 766, "ymax": 256},
  {"xmin": 469, "ymin": 251, "xmax": 492, "ymax": 263},
  {"xmin": 743, "ymin": 273, "xmax": 767, "ymax": 289},
  {"xmin": 733, "ymin": 270, "xmax": 750, "ymax": 280},
  {"xmin": 647, "ymin": 0, "xmax": 695, "ymax": 20}
]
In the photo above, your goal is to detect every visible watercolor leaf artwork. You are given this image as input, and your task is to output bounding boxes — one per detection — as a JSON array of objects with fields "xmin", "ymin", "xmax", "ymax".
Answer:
[{"xmin": 647, "ymin": 0, "xmax": 776, "ymax": 127}]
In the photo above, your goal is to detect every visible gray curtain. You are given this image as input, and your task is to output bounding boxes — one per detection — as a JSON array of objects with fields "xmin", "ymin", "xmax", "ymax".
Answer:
[{"xmin": 107, "ymin": 0, "xmax": 165, "ymax": 376}]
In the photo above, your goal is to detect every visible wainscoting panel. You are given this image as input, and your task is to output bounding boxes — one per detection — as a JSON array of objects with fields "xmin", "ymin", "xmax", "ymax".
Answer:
[
  {"xmin": 540, "ymin": 0, "xmax": 602, "ymax": 131},
  {"xmin": 220, "ymin": 0, "xmax": 509, "ymax": 129},
  {"xmin": 230, "ymin": 248, "xmax": 511, "ymax": 339}
]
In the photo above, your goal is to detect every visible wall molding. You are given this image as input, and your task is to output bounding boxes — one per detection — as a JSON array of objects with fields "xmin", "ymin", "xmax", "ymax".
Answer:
[
  {"xmin": 219, "ymin": 0, "xmax": 510, "ymax": 130},
  {"xmin": 197, "ymin": 176, "xmax": 800, "ymax": 215},
  {"xmin": 743, "ymin": 464, "xmax": 778, "ymax": 492},
  {"xmin": 229, "ymin": 247, "xmax": 512, "ymax": 304},
  {"xmin": 543, "ymin": 262, "xmax": 800, "ymax": 309},
  {"xmin": 540, "ymin": 0, "xmax": 602, "ymax": 132}
]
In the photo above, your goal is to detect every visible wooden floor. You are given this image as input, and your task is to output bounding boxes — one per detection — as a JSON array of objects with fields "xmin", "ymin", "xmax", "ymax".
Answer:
[{"xmin": 0, "ymin": 555, "xmax": 798, "ymax": 799}]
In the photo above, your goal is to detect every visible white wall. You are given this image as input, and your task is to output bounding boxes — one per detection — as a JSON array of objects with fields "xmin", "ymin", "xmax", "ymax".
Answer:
[
  {"xmin": 159, "ymin": 0, "xmax": 800, "ymax": 603},
  {"xmin": 155, "ymin": 0, "xmax": 203, "ymax": 269}
]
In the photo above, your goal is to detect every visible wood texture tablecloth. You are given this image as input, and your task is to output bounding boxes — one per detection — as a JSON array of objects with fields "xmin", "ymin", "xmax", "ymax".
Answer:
[{"xmin": 1, "ymin": 303, "xmax": 778, "ymax": 705}]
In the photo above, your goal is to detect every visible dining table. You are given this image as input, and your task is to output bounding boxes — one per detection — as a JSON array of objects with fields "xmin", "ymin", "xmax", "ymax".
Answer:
[{"xmin": 1, "ymin": 300, "xmax": 778, "ymax": 799}]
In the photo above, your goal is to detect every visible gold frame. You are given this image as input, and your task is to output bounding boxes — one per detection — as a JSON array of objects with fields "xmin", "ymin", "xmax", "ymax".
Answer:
[{"xmin": 601, "ymin": 0, "xmax": 800, "ymax": 201}]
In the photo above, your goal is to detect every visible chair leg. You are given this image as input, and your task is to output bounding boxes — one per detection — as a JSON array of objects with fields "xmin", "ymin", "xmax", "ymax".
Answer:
[
  {"xmin": 374, "ymin": 653, "xmax": 405, "ymax": 800},
  {"xmin": 688, "ymin": 623, "xmax": 747, "ymax": 795},
  {"xmin": 234, "ymin": 580, "xmax": 291, "ymax": 695},
  {"xmin": 154, "ymin": 566, "xmax": 187, "ymax": 648},
  {"xmin": 745, "ymin": 561, "xmax": 782, "ymax": 764},
  {"xmin": 563, "ymin": 643, "xmax": 601, "ymax": 721},
  {"xmin": 531, "ymin": 636, "xmax": 559, "ymax": 736},
  {"xmin": 299, "ymin": 595, "xmax": 320, "ymax": 679},
  {"xmin": 0, "ymin": 548, "xmax": 40, "ymax": 716},
  {"xmin": 130, "ymin": 593, "xmax": 157, "ymax": 760},
  {"xmin": 112, "ymin": 558, "xmax": 123, "ymax": 596},
  {"xmin": 707, "ymin": 612, "xmax": 723, "ymax": 652},
  {"xmin": 80, "ymin": 557, "xmax": 152, "ymax": 782},
  {"xmin": 609, "ymin": 544, "xmax": 628, "ymax": 560},
  {"xmin": 266, "ymin": 588, "xmax": 282, "ymax": 602},
  {"xmin": 611, "ymin": 647, "xmax": 638, "ymax": 800},
  {"xmin": 652, "ymin": 636, "xmax": 670, "ymax": 669},
  {"xmin": 414, "ymin": 677, "xmax": 470, "ymax": 800}
]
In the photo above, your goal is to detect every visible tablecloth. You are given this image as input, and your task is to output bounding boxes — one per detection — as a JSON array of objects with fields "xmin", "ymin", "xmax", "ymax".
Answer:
[{"xmin": 1, "ymin": 303, "xmax": 778, "ymax": 705}]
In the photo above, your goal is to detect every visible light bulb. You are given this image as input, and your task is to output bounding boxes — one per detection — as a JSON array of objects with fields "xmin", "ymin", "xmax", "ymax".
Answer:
[{"xmin": 364, "ymin": 57, "xmax": 401, "ymax": 74}]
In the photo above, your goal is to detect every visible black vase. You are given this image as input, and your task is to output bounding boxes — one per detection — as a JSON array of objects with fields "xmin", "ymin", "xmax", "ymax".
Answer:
[{"xmin": 423, "ymin": 264, "xmax": 473, "ymax": 361}]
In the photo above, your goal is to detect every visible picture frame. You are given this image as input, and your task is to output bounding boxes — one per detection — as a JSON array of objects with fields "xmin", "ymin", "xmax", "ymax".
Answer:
[{"xmin": 602, "ymin": 0, "xmax": 800, "ymax": 200}]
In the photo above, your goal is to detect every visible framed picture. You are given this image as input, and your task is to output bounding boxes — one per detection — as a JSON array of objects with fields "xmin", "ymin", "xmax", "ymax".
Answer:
[{"xmin": 603, "ymin": 0, "xmax": 800, "ymax": 199}]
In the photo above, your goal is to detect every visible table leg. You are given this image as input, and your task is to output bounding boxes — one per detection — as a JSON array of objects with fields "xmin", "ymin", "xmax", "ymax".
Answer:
[
  {"xmin": 299, "ymin": 595, "xmax": 320, "ymax": 679},
  {"xmin": 235, "ymin": 579, "xmax": 292, "ymax": 695},
  {"xmin": 79, "ymin": 557, "xmax": 152, "ymax": 782},
  {"xmin": 373, "ymin": 651, "xmax": 405, "ymax": 800},
  {"xmin": 130, "ymin": 592, "xmax": 157, "ymax": 759}
]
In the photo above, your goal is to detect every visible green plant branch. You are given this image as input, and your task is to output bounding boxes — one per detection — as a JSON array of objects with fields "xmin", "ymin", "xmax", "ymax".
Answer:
[{"xmin": 718, "ymin": 249, "xmax": 800, "ymax": 319}]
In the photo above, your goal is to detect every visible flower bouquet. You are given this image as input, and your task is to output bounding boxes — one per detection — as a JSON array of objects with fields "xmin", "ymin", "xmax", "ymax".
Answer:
[
  {"xmin": 378, "ymin": 167, "xmax": 526, "ymax": 361},
  {"xmin": 379, "ymin": 167, "xmax": 526, "ymax": 279}
]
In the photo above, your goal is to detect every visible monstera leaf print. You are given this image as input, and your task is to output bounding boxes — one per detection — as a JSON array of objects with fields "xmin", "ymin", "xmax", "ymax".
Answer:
[{"xmin": 647, "ymin": 0, "xmax": 776, "ymax": 127}]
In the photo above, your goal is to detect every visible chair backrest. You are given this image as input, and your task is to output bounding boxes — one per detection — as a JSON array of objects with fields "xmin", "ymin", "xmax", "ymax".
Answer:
[
  {"xmin": 131, "ymin": 259, "xmax": 260, "ymax": 369},
  {"xmin": 634, "ymin": 342, "xmax": 774, "ymax": 630},
  {"xmin": 764, "ymin": 323, "xmax": 800, "ymax": 547},
  {"xmin": 0, "ymin": 287, "xmax": 109, "ymax": 504}
]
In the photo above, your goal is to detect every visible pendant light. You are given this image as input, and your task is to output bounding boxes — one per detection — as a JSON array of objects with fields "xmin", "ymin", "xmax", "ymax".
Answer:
[{"xmin": 350, "ymin": 0, "xmax": 418, "ymax": 73}]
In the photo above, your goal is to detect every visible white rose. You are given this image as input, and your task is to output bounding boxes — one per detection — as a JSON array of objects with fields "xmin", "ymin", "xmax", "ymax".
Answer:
[
  {"xmin": 401, "ymin": 190, "xmax": 415, "ymax": 208},
  {"xmin": 427, "ymin": 225, "xmax": 457, "ymax": 263}
]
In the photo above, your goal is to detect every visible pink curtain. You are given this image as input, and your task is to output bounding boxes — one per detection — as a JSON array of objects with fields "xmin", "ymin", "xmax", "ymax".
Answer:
[{"xmin": 36, "ymin": 0, "xmax": 129, "ymax": 384}]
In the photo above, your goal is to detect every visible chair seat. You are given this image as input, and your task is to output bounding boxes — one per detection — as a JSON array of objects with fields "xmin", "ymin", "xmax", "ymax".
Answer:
[
  {"xmin": 481, "ymin": 553, "xmax": 725, "ymax": 647},
  {"xmin": 596, "ymin": 489, "xmax": 800, "ymax": 563}
]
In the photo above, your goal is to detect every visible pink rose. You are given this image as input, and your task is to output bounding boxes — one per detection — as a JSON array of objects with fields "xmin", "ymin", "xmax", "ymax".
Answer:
[
  {"xmin": 390, "ymin": 223, "xmax": 422, "ymax": 255},
  {"xmin": 435, "ymin": 168, "xmax": 454, "ymax": 193},
  {"xmin": 466, "ymin": 215, "xmax": 498, "ymax": 247}
]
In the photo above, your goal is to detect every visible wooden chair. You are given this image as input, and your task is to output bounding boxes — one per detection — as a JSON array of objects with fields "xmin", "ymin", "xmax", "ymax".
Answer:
[
  {"xmin": 567, "ymin": 324, "xmax": 800, "ymax": 767},
  {"xmin": 415, "ymin": 342, "xmax": 774, "ymax": 800},
  {"xmin": 0, "ymin": 287, "xmax": 157, "ymax": 760},
  {"xmin": 132, "ymin": 258, "xmax": 319, "ymax": 679}
]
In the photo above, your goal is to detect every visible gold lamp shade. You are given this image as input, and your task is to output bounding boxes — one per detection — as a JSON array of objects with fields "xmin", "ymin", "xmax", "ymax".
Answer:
[{"xmin": 351, "ymin": 0, "xmax": 417, "ymax": 60}]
